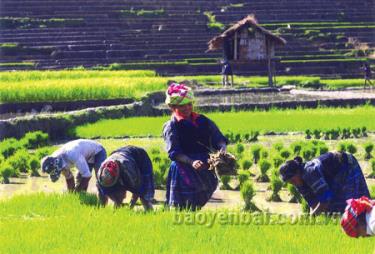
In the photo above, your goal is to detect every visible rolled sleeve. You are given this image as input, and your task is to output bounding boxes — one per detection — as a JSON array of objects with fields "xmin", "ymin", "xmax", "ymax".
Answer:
[{"xmin": 163, "ymin": 121, "xmax": 183, "ymax": 160}]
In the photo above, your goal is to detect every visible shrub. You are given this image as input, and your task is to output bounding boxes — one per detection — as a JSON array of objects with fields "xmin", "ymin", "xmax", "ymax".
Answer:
[
  {"xmin": 288, "ymin": 184, "xmax": 302, "ymax": 203},
  {"xmin": 363, "ymin": 142, "xmax": 374, "ymax": 160},
  {"xmin": 220, "ymin": 175, "xmax": 231, "ymax": 190},
  {"xmin": 237, "ymin": 170, "xmax": 251, "ymax": 187},
  {"xmin": 369, "ymin": 159, "xmax": 375, "ymax": 178},
  {"xmin": 21, "ymin": 131, "xmax": 49, "ymax": 149},
  {"xmin": 250, "ymin": 145, "xmax": 262, "ymax": 164},
  {"xmin": 240, "ymin": 180, "xmax": 259, "ymax": 211},
  {"xmin": 256, "ymin": 159, "xmax": 271, "ymax": 182}
]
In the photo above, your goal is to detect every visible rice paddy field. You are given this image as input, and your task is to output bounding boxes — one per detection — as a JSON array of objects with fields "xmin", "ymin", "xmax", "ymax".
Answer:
[
  {"xmin": 0, "ymin": 193, "xmax": 374, "ymax": 254},
  {"xmin": 74, "ymin": 105, "xmax": 375, "ymax": 138},
  {"xmin": 0, "ymin": 70, "xmax": 369, "ymax": 103},
  {"xmin": 1, "ymin": 70, "xmax": 375, "ymax": 253}
]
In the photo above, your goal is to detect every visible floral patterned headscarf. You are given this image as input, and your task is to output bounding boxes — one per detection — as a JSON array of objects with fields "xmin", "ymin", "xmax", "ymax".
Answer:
[{"xmin": 165, "ymin": 83, "xmax": 195, "ymax": 106}]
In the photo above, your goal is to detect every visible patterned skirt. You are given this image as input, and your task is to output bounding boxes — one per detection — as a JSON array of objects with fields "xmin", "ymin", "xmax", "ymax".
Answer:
[
  {"xmin": 166, "ymin": 154, "xmax": 218, "ymax": 210},
  {"xmin": 329, "ymin": 154, "xmax": 370, "ymax": 213}
]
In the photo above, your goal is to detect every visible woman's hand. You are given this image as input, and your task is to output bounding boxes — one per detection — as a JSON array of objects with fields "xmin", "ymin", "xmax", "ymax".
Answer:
[{"xmin": 192, "ymin": 160, "xmax": 208, "ymax": 170}]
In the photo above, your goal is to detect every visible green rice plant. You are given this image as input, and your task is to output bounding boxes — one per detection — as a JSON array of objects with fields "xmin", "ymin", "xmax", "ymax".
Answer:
[
  {"xmin": 243, "ymin": 131, "xmax": 259, "ymax": 142},
  {"xmin": 0, "ymin": 162, "xmax": 17, "ymax": 183},
  {"xmin": 7, "ymin": 149, "xmax": 30, "ymax": 174},
  {"xmin": 272, "ymin": 142, "xmax": 284, "ymax": 152},
  {"xmin": 241, "ymin": 159, "xmax": 253, "ymax": 171},
  {"xmin": 237, "ymin": 170, "xmax": 251, "ymax": 188},
  {"xmin": 220, "ymin": 175, "xmax": 232, "ymax": 190},
  {"xmin": 260, "ymin": 149, "xmax": 269, "ymax": 159},
  {"xmin": 368, "ymin": 159, "xmax": 375, "ymax": 178},
  {"xmin": 279, "ymin": 148, "xmax": 291, "ymax": 160},
  {"xmin": 20, "ymin": 131, "xmax": 49, "ymax": 149},
  {"xmin": 318, "ymin": 144, "xmax": 329, "ymax": 155},
  {"xmin": 272, "ymin": 154, "xmax": 285, "ymax": 169},
  {"xmin": 361, "ymin": 126, "xmax": 368, "ymax": 137},
  {"xmin": 153, "ymin": 167, "xmax": 165, "ymax": 189},
  {"xmin": 250, "ymin": 144, "xmax": 263, "ymax": 164},
  {"xmin": 346, "ymin": 142, "xmax": 357, "ymax": 154},
  {"xmin": 235, "ymin": 143, "xmax": 245, "ymax": 159},
  {"xmin": 313, "ymin": 129, "xmax": 321, "ymax": 139},
  {"xmin": 351, "ymin": 128, "xmax": 361, "ymax": 138},
  {"xmin": 240, "ymin": 180, "xmax": 259, "ymax": 212},
  {"xmin": 305, "ymin": 129, "xmax": 312, "ymax": 139},
  {"xmin": 301, "ymin": 145, "xmax": 314, "ymax": 161},
  {"xmin": 363, "ymin": 142, "xmax": 374, "ymax": 160},
  {"xmin": 301, "ymin": 199, "xmax": 310, "ymax": 214},
  {"xmin": 0, "ymin": 138, "xmax": 22, "ymax": 159},
  {"xmin": 288, "ymin": 184, "xmax": 302, "ymax": 203},
  {"xmin": 267, "ymin": 172, "xmax": 283, "ymax": 202},
  {"xmin": 35, "ymin": 146, "xmax": 56, "ymax": 160},
  {"xmin": 290, "ymin": 141, "xmax": 303, "ymax": 156},
  {"xmin": 28, "ymin": 156, "xmax": 40, "ymax": 176},
  {"xmin": 337, "ymin": 142, "xmax": 347, "ymax": 152},
  {"xmin": 256, "ymin": 159, "xmax": 271, "ymax": 182}
]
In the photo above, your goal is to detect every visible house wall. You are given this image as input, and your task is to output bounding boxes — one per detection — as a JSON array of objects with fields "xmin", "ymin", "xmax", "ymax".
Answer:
[{"xmin": 237, "ymin": 28, "xmax": 275, "ymax": 61}]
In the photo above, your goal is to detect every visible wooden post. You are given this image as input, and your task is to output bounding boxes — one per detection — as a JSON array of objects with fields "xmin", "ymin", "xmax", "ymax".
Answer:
[
  {"xmin": 266, "ymin": 40, "xmax": 273, "ymax": 87},
  {"xmin": 234, "ymin": 32, "xmax": 238, "ymax": 60}
]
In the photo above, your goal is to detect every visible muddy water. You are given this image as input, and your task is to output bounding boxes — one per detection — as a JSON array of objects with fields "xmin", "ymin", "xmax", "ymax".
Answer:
[{"xmin": 195, "ymin": 92, "xmax": 322, "ymax": 105}]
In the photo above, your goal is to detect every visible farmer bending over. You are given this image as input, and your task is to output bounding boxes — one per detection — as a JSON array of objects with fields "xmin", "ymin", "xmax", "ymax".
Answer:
[
  {"xmin": 41, "ymin": 139, "xmax": 107, "ymax": 192},
  {"xmin": 96, "ymin": 146, "xmax": 154, "ymax": 210},
  {"xmin": 341, "ymin": 196, "xmax": 375, "ymax": 237},
  {"xmin": 279, "ymin": 151, "xmax": 369, "ymax": 215}
]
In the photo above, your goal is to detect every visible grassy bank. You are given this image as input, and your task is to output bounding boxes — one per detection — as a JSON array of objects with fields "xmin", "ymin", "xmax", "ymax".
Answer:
[
  {"xmin": 74, "ymin": 106, "xmax": 375, "ymax": 138},
  {"xmin": 0, "ymin": 193, "xmax": 373, "ymax": 254}
]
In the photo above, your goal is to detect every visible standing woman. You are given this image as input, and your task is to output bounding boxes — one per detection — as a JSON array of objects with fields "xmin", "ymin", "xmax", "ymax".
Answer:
[
  {"xmin": 279, "ymin": 151, "xmax": 370, "ymax": 215},
  {"xmin": 163, "ymin": 83, "xmax": 228, "ymax": 210}
]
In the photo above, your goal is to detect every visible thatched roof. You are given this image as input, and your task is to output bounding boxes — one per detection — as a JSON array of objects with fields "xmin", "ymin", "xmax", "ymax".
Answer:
[{"xmin": 207, "ymin": 15, "xmax": 286, "ymax": 52}]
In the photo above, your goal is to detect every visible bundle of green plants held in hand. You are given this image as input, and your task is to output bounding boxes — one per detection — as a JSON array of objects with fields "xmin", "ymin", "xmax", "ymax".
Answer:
[{"xmin": 0, "ymin": 131, "xmax": 53, "ymax": 183}]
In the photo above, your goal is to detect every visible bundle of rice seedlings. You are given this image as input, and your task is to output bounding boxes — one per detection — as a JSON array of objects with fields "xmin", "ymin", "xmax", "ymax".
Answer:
[{"xmin": 208, "ymin": 151, "xmax": 237, "ymax": 176}]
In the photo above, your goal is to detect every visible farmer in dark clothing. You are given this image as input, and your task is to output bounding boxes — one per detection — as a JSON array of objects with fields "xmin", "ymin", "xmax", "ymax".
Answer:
[
  {"xmin": 96, "ymin": 146, "xmax": 154, "ymax": 211},
  {"xmin": 279, "ymin": 152, "xmax": 369, "ymax": 215},
  {"xmin": 362, "ymin": 62, "xmax": 373, "ymax": 88},
  {"xmin": 222, "ymin": 60, "xmax": 233, "ymax": 87},
  {"xmin": 163, "ymin": 83, "xmax": 227, "ymax": 210}
]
